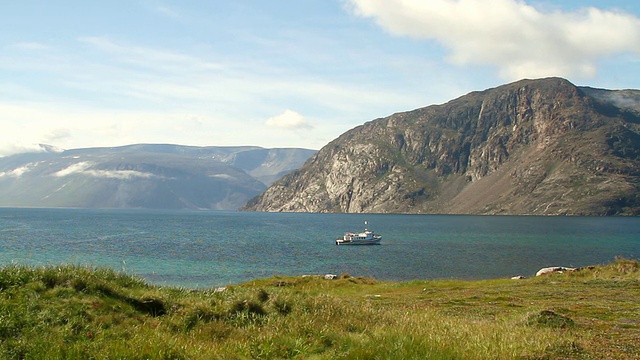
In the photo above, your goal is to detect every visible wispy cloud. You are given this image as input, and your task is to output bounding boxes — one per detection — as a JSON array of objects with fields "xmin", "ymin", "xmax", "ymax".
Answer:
[
  {"xmin": 10, "ymin": 42, "xmax": 50, "ymax": 51},
  {"xmin": 1, "ymin": 34, "xmax": 429, "ymax": 155},
  {"xmin": 53, "ymin": 161, "xmax": 159, "ymax": 179},
  {"xmin": 53, "ymin": 162, "xmax": 93, "ymax": 177},
  {"xmin": 154, "ymin": 5, "xmax": 182, "ymax": 19},
  {"xmin": 347, "ymin": 0, "xmax": 640, "ymax": 80},
  {"xmin": 83, "ymin": 169, "xmax": 158, "ymax": 180},
  {"xmin": 78, "ymin": 36, "xmax": 222, "ymax": 72},
  {"xmin": 0, "ymin": 164, "xmax": 35, "ymax": 178}
]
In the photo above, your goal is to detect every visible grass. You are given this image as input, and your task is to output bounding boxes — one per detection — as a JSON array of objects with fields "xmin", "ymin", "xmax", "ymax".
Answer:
[{"xmin": 0, "ymin": 259, "xmax": 638, "ymax": 359}]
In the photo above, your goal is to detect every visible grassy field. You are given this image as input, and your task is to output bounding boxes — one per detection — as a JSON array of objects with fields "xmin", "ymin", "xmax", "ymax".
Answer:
[{"xmin": 0, "ymin": 258, "xmax": 638, "ymax": 359}]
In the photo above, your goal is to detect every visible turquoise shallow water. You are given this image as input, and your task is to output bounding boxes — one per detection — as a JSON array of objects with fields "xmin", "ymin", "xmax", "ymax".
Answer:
[{"xmin": 0, "ymin": 208, "xmax": 639, "ymax": 288}]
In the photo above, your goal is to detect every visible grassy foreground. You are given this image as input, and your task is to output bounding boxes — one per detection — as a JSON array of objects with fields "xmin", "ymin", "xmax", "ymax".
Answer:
[{"xmin": 0, "ymin": 259, "xmax": 638, "ymax": 359}]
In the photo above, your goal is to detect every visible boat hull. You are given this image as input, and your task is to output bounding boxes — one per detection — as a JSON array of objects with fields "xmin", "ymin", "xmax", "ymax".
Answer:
[{"xmin": 335, "ymin": 236, "xmax": 382, "ymax": 245}]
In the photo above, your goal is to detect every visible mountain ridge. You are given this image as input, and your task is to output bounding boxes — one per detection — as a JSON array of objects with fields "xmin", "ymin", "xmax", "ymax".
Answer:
[
  {"xmin": 0, "ymin": 144, "xmax": 316, "ymax": 210},
  {"xmin": 243, "ymin": 77, "xmax": 640, "ymax": 215}
]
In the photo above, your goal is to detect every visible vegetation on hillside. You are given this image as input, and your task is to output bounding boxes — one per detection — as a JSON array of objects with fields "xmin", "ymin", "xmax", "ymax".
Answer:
[{"xmin": 0, "ymin": 259, "xmax": 638, "ymax": 359}]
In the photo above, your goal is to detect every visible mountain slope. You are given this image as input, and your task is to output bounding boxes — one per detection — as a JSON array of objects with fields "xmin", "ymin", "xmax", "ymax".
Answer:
[
  {"xmin": 243, "ymin": 78, "xmax": 640, "ymax": 215},
  {"xmin": 0, "ymin": 145, "xmax": 315, "ymax": 210}
]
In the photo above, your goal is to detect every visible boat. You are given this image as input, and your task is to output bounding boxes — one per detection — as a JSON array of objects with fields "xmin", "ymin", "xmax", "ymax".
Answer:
[{"xmin": 336, "ymin": 221, "xmax": 382, "ymax": 245}]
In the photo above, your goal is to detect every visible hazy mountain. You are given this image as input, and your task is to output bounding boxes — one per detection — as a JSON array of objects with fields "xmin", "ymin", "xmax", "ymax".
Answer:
[
  {"xmin": 243, "ymin": 78, "xmax": 640, "ymax": 215},
  {"xmin": 0, "ymin": 145, "xmax": 315, "ymax": 210}
]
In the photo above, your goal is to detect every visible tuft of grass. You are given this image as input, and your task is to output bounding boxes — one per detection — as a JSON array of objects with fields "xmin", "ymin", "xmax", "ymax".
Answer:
[
  {"xmin": 257, "ymin": 288, "xmax": 270, "ymax": 303},
  {"xmin": 0, "ymin": 259, "xmax": 639, "ymax": 359},
  {"xmin": 527, "ymin": 309, "xmax": 575, "ymax": 328}
]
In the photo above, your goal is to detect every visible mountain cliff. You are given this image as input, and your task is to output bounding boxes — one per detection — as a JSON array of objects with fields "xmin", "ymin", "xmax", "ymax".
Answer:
[
  {"xmin": 243, "ymin": 78, "xmax": 640, "ymax": 215},
  {"xmin": 0, "ymin": 145, "xmax": 315, "ymax": 210}
]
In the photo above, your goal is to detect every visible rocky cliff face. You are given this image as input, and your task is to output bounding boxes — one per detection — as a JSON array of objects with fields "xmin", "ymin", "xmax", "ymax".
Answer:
[{"xmin": 243, "ymin": 78, "xmax": 640, "ymax": 215}]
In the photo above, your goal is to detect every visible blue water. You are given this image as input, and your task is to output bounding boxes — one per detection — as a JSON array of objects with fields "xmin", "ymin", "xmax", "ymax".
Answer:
[{"xmin": 0, "ymin": 208, "xmax": 639, "ymax": 288}]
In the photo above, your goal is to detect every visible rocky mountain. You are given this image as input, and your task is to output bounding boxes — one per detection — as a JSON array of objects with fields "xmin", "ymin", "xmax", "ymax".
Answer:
[
  {"xmin": 0, "ymin": 145, "xmax": 315, "ymax": 210},
  {"xmin": 243, "ymin": 78, "xmax": 640, "ymax": 215}
]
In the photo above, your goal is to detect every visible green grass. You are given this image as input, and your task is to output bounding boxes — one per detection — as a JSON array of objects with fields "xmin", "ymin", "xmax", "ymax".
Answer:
[{"xmin": 0, "ymin": 259, "xmax": 638, "ymax": 359}]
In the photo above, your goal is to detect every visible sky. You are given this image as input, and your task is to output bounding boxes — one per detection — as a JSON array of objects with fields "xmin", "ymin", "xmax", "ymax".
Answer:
[{"xmin": 2, "ymin": 0, "xmax": 640, "ymax": 156}]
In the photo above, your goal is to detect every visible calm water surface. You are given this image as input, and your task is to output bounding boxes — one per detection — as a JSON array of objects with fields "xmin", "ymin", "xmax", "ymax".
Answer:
[{"xmin": 0, "ymin": 208, "xmax": 638, "ymax": 288}]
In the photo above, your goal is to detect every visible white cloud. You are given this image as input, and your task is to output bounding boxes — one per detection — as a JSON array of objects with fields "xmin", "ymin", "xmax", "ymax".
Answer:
[
  {"xmin": 265, "ymin": 109, "xmax": 313, "ymax": 130},
  {"xmin": 53, "ymin": 161, "xmax": 158, "ymax": 179},
  {"xmin": 209, "ymin": 174, "xmax": 235, "ymax": 180},
  {"xmin": 0, "ymin": 164, "xmax": 35, "ymax": 178},
  {"xmin": 347, "ymin": 0, "xmax": 640, "ymax": 80},
  {"xmin": 83, "ymin": 169, "xmax": 158, "ymax": 180},
  {"xmin": 53, "ymin": 162, "xmax": 94, "ymax": 177},
  {"xmin": 0, "ymin": 143, "xmax": 51, "ymax": 158}
]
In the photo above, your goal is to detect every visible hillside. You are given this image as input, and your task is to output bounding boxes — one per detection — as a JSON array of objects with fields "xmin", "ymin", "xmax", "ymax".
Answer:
[
  {"xmin": 0, "ymin": 145, "xmax": 315, "ymax": 210},
  {"xmin": 243, "ymin": 78, "xmax": 640, "ymax": 215}
]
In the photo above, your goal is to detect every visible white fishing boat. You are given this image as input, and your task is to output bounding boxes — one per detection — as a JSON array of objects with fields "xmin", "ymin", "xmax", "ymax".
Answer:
[{"xmin": 335, "ymin": 221, "xmax": 382, "ymax": 245}]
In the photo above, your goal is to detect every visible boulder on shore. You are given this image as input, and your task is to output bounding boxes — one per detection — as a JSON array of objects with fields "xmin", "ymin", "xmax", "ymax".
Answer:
[{"xmin": 536, "ymin": 266, "xmax": 576, "ymax": 277}]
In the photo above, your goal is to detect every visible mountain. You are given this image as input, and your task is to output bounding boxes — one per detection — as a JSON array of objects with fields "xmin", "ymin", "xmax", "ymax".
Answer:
[
  {"xmin": 243, "ymin": 78, "xmax": 640, "ymax": 215},
  {"xmin": 0, "ymin": 145, "xmax": 315, "ymax": 210}
]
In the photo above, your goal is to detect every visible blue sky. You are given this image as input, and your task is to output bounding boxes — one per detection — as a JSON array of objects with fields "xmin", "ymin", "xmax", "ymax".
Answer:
[{"xmin": 1, "ymin": 0, "xmax": 640, "ymax": 156}]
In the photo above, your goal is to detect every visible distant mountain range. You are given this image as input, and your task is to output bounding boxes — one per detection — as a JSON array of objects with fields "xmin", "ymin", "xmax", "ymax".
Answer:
[
  {"xmin": 243, "ymin": 78, "xmax": 640, "ymax": 215},
  {"xmin": 0, "ymin": 144, "xmax": 315, "ymax": 210}
]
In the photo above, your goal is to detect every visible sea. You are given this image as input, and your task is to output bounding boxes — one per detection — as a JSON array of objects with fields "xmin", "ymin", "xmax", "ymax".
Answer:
[{"xmin": 1, "ymin": 207, "xmax": 639, "ymax": 289}]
